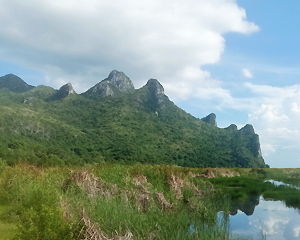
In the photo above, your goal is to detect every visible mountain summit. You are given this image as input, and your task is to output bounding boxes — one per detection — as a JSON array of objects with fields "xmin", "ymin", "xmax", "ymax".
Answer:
[
  {"xmin": 0, "ymin": 74, "xmax": 34, "ymax": 93},
  {"xmin": 0, "ymin": 70, "xmax": 267, "ymax": 168},
  {"xmin": 202, "ymin": 113, "xmax": 217, "ymax": 126},
  {"xmin": 84, "ymin": 70, "xmax": 135, "ymax": 97},
  {"xmin": 51, "ymin": 83, "xmax": 76, "ymax": 100}
]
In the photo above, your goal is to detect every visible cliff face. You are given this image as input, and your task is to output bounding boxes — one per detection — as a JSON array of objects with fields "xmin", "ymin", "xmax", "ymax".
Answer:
[
  {"xmin": 225, "ymin": 124, "xmax": 265, "ymax": 167},
  {"xmin": 201, "ymin": 113, "xmax": 217, "ymax": 126},
  {"xmin": 51, "ymin": 83, "xmax": 76, "ymax": 100},
  {"xmin": 238, "ymin": 124, "xmax": 262, "ymax": 159}
]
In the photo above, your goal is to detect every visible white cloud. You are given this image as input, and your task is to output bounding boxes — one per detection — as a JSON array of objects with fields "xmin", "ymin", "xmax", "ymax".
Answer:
[
  {"xmin": 244, "ymin": 82, "xmax": 300, "ymax": 166},
  {"xmin": 0, "ymin": 0, "xmax": 259, "ymax": 96},
  {"xmin": 293, "ymin": 226, "xmax": 300, "ymax": 237},
  {"xmin": 249, "ymin": 104, "xmax": 289, "ymax": 123},
  {"xmin": 242, "ymin": 68, "xmax": 253, "ymax": 78}
]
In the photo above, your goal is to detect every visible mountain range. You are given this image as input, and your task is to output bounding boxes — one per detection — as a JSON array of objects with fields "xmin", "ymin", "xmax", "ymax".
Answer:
[{"xmin": 0, "ymin": 70, "xmax": 267, "ymax": 168}]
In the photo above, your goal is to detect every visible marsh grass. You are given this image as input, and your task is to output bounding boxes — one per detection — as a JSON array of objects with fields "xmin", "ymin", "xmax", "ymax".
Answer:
[
  {"xmin": 0, "ymin": 163, "xmax": 233, "ymax": 240},
  {"xmin": 1, "ymin": 164, "xmax": 297, "ymax": 240},
  {"xmin": 263, "ymin": 185, "xmax": 300, "ymax": 208},
  {"xmin": 0, "ymin": 205, "xmax": 17, "ymax": 240},
  {"xmin": 208, "ymin": 176, "xmax": 271, "ymax": 204}
]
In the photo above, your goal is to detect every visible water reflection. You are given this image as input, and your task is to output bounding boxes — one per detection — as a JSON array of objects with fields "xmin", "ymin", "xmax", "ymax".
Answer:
[
  {"xmin": 266, "ymin": 179, "xmax": 300, "ymax": 190},
  {"xmin": 222, "ymin": 196, "xmax": 300, "ymax": 240},
  {"xmin": 230, "ymin": 194, "xmax": 259, "ymax": 216}
]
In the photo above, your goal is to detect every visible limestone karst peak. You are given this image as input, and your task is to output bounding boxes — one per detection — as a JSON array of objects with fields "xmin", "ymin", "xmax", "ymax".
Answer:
[
  {"xmin": 84, "ymin": 70, "xmax": 135, "ymax": 97},
  {"xmin": 106, "ymin": 70, "xmax": 135, "ymax": 92},
  {"xmin": 239, "ymin": 124, "xmax": 255, "ymax": 135},
  {"xmin": 225, "ymin": 124, "xmax": 238, "ymax": 132},
  {"xmin": 50, "ymin": 82, "xmax": 76, "ymax": 100},
  {"xmin": 201, "ymin": 113, "xmax": 217, "ymax": 127},
  {"xmin": 59, "ymin": 83, "xmax": 75, "ymax": 95},
  {"xmin": 146, "ymin": 79, "xmax": 164, "ymax": 96}
]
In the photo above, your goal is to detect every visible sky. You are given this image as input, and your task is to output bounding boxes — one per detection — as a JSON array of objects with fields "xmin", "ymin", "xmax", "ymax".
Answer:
[{"xmin": 0, "ymin": 0, "xmax": 300, "ymax": 168}]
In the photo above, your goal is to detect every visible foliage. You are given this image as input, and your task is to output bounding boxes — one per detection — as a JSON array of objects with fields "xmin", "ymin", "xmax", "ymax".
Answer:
[
  {"xmin": 0, "ymin": 164, "xmax": 233, "ymax": 240},
  {"xmin": 0, "ymin": 164, "xmax": 299, "ymax": 239},
  {"xmin": 0, "ymin": 79, "xmax": 266, "ymax": 168},
  {"xmin": 208, "ymin": 168, "xmax": 300, "ymax": 212}
]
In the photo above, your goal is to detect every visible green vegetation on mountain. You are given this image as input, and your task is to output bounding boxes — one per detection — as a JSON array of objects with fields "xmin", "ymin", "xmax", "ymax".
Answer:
[
  {"xmin": 0, "ymin": 71, "xmax": 266, "ymax": 168},
  {"xmin": 0, "ymin": 74, "xmax": 34, "ymax": 93}
]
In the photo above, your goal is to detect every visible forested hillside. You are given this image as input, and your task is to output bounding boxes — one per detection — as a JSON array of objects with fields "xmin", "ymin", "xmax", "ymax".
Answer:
[{"xmin": 0, "ymin": 71, "xmax": 266, "ymax": 168}]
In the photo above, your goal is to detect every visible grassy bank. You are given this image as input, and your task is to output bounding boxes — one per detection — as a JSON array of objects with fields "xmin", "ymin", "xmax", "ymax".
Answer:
[
  {"xmin": 0, "ymin": 164, "xmax": 299, "ymax": 240},
  {"xmin": 0, "ymin": 163, "xmax": 233, "ymax": 240}
]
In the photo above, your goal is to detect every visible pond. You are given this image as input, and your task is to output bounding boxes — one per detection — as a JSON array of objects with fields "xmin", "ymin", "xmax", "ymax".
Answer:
[
  {"xmin": 265, "ymin": 179, "xmax": 300, "ymax": 190},
  {"xmin": 219, "ymin": 180, "xmax": 300, "ymax": 240}
]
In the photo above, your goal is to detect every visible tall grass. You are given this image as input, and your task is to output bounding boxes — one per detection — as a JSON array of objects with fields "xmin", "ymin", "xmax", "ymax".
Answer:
[
  {"xmin": 1, "ymin": 164, "xmax": 297, "ymax": 239},
  {"xmin": 0, "ymin": 163, "xmax": 233, "ymax": 240}
]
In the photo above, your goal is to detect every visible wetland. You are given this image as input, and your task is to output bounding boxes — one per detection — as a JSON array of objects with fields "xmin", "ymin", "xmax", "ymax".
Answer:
[{"xmin": 0, "ymin": 164, "xmax": 300, "ymax": 240}]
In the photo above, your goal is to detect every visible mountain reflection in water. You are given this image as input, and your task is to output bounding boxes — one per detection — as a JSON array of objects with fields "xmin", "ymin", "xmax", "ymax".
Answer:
[
  {"xmin": 220, "ymin": 196, "xmax": 300, "ymax": 240},
  {"xmin": 230, "ymin": 194, "xmax": 259, "ymax": 216}
]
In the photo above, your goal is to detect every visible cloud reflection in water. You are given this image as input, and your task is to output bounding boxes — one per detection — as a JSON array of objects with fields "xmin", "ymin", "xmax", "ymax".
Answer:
[{"xmin": 227, "ymin": 196, "xmax": 300, "ymax": 240}]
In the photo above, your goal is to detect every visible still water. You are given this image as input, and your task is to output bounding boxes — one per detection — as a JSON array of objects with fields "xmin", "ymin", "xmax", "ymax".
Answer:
[{"xmin": 219, "ymin": 180, "xmax": 300, "ymax": 240}]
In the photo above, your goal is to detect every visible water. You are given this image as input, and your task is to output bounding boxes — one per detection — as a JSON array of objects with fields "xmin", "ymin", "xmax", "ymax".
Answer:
[
  {"xmin": 265, "ymin": 179, "xmax": 300, "ymax": 190},
  {"xmin": 219, "ymin": 180, "xmax": 300, "ymax": 240}
]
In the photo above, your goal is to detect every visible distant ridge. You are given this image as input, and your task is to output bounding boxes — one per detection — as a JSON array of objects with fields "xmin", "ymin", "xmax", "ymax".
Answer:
[
  {"xmin": 0, "ymin": 74, "xmax": 34, "ymax": 92},
  {"xmin": 0, "ymin": 70, "xmax": 267, "ymax": 168}
]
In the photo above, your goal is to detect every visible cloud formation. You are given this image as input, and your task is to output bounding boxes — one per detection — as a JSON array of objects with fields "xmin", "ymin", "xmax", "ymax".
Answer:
[
  {"xmin": 245, "ymin": 83, "xmax": 300, "ymax": 166},
  {"xmin": 0, "ymin": 0, "xmax": 258, "ymax": 96}
]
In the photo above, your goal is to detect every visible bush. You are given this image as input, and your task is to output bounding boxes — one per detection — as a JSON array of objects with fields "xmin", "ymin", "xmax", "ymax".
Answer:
[
  {"xmin": 15, "ymin": 204, "xmax": 75, "ymax": 240},
  {"xmin": 0, "ymin": 157, "xmax": 6, "ymax": 173}
]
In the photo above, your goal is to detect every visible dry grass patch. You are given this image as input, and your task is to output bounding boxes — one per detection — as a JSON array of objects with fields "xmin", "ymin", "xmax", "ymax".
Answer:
[
  {"xmin": 156, "ymin": 193, "xmax": 173, "ymax": 211},
  {"xmin": 80, "ymin": 210, "xmax": 133, "ymax": 240},
  {"xmin": 169, "ymin": 175, "xmax": 184, "ymax": 199},
  {"xmin": 68, "ymin": 170, "xmax": 118, "ymax": 198}
]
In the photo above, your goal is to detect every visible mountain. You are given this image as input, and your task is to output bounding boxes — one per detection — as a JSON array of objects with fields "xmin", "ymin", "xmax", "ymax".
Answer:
[
  {"xmin": 0, "ymin": 70, "xmax": 267, "ymax": 168},
  {"xmin": 202, "ymin": 113, "xmax": 217, "ymax": 126},
  {"xmin": 50, "ymin": 83, "xmax": 76, "ymax": 100},
  {"xmin": 83, "ymin": 70, "xmax": 135, "ymax": 97},
  {"xmin": 0, "ymin": 74, "xmax": 34, "ymax": 93}
]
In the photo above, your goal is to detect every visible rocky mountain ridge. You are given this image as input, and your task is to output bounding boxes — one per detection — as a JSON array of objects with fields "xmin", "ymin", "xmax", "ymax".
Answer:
[
  {"xmin": 0, "ymin": 70, "xmax": 266, "ymax": 168},
  {"xmin": 83, "ymin": 70, "xmax": 135, "ymax": 97}
]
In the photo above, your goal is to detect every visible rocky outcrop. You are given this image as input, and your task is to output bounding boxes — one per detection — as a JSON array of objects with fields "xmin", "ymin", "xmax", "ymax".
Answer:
[
  {"xmin": 59, "ymin": 83, "xmax": 75, "ymax": 95},
  {"xmin": 106, "ymin": 70, "xmax": 135, "ymax": 93},
  {"xmin": 142, "ymin": 78, "xmax": 170, "ymax": 113},
  {"xmin": 146, "ymin": 79, "xmax": 164, "ymax": 96},
  {"xmin": 145, "ymin": 79, "xmax": 165, "ymax": 105},
  {"xmin": 225, "ymin": 124, "xmax": 238, "ymax": 132},
  {"xmin": 56, "ymin": 83, "xmax": 76, "ymax": 99},
  {"xmin": 239, "ymin": 124, "xmax": 255, "ymax": 135},
  {"xmin": 238, "ymin": 124, "xmax": 262, "ymax": 158},
  {"xmin": 84, "ymin": 70, "xmax": 135, "ymax": 97},
  {"xmin": 201, "ymin": 113, "xmax": 217, "ymax": 126},
  {"xmin": 49, "ymin": 83, "xmax": 76, "ymax": 100}
]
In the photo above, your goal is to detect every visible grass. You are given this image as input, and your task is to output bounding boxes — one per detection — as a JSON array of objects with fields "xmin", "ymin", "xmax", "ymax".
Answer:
[
  {"xmin": 0, "ymin": 164, "xmax": 299, "ymax": 239},
  {"xmin": 0, "ymin": 205, "xmax": 17, "ymax": 240},
  {"xmin": 0, "ymin": 163, "xmax": 232, "ymax": 240}
]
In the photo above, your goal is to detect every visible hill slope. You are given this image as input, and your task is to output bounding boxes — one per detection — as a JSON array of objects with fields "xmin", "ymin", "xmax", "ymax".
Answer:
[
  {"xmin": 0, "ymin": 74, "xmax": 34, "ymax": 92},
  {"xmin": 0, "ymin": 70, "xmax": 266, "ymax": 168}
]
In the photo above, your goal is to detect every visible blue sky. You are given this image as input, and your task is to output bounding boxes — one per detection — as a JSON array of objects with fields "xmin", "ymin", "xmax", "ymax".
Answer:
[{"xmin": 0, "ymin": 0, "xmax": 300, "ymax": 167}]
